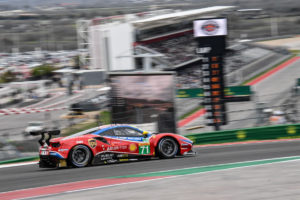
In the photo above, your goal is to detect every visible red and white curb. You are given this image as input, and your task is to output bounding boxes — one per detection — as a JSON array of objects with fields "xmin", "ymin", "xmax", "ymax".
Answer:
[
  {"xmin": 0, "ymin": 107, "xmax": 67, "ymax": 116},
  {"xmin": 0, "ymin": 94, "xmax": 83, "ymax": 116},
  {"xmin": 0, "ymin": 177, "xmax": 167, "ymax": 200}
]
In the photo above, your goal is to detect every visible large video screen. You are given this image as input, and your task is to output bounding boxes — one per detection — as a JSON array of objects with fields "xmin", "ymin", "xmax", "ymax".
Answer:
[{"xmin": 109, "ymin": 72, "xmax": 176, "ymax": 133}]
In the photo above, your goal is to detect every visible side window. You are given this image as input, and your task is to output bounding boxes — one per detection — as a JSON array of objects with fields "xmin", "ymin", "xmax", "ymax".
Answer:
[
  {"xmin": 94, "ymin": 137, "xmax": 109, "ymax": 145},
  {"xmin": 124, "ymin": 128, "xmax": 143, "ymax": 137},
  {"xmin": 101, "ymin": 129, "xmax": 114, "ymax": 136},
  {"xmin": 113, "ymin": 128, "xmax": 126, "ymax": 136}
]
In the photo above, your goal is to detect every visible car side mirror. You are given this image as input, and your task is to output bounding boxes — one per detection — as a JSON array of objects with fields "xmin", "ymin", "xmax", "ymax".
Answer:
[{"xmin": 143, "ymin": 131, "xmax": 148, "ymax": 138}]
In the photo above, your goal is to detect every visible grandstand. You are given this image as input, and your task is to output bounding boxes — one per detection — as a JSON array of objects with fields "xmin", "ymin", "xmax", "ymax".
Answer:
[
  {"xmin": 133, "ymin": 6, "xmax": 235, "ymax": 69},
  {"xmin": 88, "ymin": 6, "xmax": 235, "ymax": 71},
  {"xmin": 87, "ymin": 6, "xmax": 289, "ymax": 89},
  {"xmin": 131, "ymin": 8, "xmax": 287, "ymax": 89}
]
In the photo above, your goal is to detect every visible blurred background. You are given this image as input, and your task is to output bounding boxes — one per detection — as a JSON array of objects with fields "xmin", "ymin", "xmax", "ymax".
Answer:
[{"xmin": 0, "ymin": 0, "xmax": 300, "ymax": 162}]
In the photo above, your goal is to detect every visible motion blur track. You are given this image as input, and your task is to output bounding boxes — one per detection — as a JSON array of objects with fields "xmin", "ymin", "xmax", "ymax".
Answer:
[{"xmin": 1, "ymin": 139, "xmax": 300, "ymax": 199}]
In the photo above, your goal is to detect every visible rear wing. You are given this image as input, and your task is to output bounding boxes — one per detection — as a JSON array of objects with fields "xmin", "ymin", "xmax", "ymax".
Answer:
[{"xmin": 30, "ymin": 129, "xmax": 60, "ymax": 146}]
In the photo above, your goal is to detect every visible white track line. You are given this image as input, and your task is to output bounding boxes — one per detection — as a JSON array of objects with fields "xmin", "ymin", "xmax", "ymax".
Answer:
[{"xmin": 0, "ymin": 161, "xmax": 37, "ymax": 169}]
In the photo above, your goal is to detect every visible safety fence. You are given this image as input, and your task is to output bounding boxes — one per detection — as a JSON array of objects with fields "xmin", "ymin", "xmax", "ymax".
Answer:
[{"xmin": 185, "ymin": 123, "xmax": 300, "ymax": 145}]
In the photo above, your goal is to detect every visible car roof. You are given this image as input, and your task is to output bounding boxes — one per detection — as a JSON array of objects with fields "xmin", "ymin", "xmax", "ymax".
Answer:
[
  {"xmin": 92, "ymin": 124, "xmax": 143, "ymax": 135},
  {"xmin": 63, "ymin": 124, "xmax": 143, "ymax": 139}
]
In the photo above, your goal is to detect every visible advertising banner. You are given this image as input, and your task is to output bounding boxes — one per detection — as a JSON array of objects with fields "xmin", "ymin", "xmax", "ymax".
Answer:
[{"xmin": 194, "ymin": 18, "xmax": 227, "ymax": 37}]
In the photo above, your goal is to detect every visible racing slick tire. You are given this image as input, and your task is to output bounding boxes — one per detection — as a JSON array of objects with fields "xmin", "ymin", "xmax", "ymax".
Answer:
[
  {"xmin": 68, "ymin": 145, "xmax": 92, "ymax": 168},
  {"xmin": 157, "ymin": 137, "xmax": 178, "ymax": 159}
]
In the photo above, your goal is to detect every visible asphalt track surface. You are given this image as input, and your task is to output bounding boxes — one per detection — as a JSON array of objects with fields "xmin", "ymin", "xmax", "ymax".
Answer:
[{"xmin": 1, "ymin": 140, "xmax": 300, "ymax": 193}]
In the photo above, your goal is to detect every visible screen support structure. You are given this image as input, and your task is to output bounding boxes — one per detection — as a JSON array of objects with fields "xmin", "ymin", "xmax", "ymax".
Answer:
[{"xmin": 194, "ymin": 18, "xmax": 228, "ymax": 131}]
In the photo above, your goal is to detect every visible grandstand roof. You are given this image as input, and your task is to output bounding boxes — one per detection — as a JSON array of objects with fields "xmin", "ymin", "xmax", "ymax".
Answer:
[{"xmin": 132, "ymin": 6, "xmax": 235, "ymax": 25}]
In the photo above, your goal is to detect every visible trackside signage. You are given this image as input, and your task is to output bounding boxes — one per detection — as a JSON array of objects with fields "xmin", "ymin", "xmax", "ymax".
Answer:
[
  {"xmin": 194, "ymin": 19, "xmax": 227, "ymax": 37},
  {"xmin": 193, "ymin": 18, "xmax": 228, "ymax": 130}
]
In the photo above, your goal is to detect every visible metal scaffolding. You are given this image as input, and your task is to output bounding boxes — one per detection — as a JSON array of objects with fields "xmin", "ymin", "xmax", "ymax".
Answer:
[{"xmin": 76, "ymin": 20, "xmax": 91, "ymax": 69}]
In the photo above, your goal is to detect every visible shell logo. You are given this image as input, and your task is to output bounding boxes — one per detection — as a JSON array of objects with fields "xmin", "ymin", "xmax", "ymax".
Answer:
[{"xmin": 129, "ymin": 144, "xmax": 137, "ymax": 152}]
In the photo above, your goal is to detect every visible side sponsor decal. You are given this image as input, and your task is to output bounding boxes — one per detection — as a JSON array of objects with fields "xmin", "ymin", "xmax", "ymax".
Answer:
[
  {"xmin": 117, "ymin": 154, "xmax": 128, "ymax": 158},
  {"xmin": 99, "ymin": 153, "xmax": 114, "ymax": 161},
  {"xmin": 49, "ymin": 151, "xmax": 64, "ymax": 159},
  {"xmin": 88, "ymin": 139, "xmax": 97, "ymax": 148},
  {"xmin": 106, "ymin": 145, "xmax": 127, "ymax": 151},
  {"xmin": 129, "ymin": 143, "xmax": 137, "ymax": 152}
]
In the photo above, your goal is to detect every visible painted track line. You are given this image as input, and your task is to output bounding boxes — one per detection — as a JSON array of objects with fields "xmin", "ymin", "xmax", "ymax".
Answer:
[
  {"xmin": 178, "ymin": 108, "xmax": 205, "ymax": 127},
  {"xmin": 0, "ymin": 161, "xmax": 37, "ymax": 169},
  {"xmin": 24, "ymin": 92, "xmax": 64, "ymax": 108},
  {"xmin": 246, "ymin": 56, "xmax": 300, "ymax": 86}
]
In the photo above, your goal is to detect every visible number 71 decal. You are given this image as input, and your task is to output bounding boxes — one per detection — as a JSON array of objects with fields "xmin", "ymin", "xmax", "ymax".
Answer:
[{"xmin": 139, "ymin": 145, "xmax": 150, "ymax": 155}]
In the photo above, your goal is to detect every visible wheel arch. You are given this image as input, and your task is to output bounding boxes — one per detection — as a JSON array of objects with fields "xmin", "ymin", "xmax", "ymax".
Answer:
[
  {"xmin": 67, "ymin": 144, "xmax": 94, "ymax": 165},
  {"xmin": 155, "ymin": 136, "xmax": 181, "ymax": 156}
]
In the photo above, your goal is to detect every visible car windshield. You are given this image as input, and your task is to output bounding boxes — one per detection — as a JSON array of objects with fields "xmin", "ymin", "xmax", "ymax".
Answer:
[{"xmin": 28, "ymin": 122, "xmax": 43, "ymax": 126}]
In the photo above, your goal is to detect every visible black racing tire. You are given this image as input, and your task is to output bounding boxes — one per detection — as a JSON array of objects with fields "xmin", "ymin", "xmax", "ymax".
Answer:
[
  {"xmin": 157, "ymin": 137, "xmax": 178, "ymax": 159},
  {"xmin": 68, "ymin": 145, "xmax": 92, "ymax": 168}
]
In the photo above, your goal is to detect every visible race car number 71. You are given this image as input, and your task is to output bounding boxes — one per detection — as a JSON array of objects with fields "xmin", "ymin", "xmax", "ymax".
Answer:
[{"xmin": 139, "ymin": 145, "xmax": 150, "ymax": 155}]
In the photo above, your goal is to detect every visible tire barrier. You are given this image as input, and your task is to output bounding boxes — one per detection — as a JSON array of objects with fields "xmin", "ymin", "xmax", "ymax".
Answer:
[{"xmin": 185, "ymin": 123, "xmax": 300, "ymax": 145}]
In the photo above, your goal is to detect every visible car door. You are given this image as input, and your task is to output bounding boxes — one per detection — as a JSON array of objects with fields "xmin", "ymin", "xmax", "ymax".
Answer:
[
  {"xmin": 93, "ymin": 129, "xmax": 113, "ymax": 153},
  {"xmin": 121, "ymin": 127, "xmax": 152, "ymax": 156}
]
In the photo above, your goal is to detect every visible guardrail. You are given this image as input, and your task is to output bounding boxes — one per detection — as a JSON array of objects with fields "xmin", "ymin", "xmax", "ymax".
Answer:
[{"xmin": 185, "ymin": 124, "xmax": 300, "ymax": 145}]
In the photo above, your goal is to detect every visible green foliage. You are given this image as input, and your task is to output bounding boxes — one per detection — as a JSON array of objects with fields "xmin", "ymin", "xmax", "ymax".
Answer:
[
  {"xmin": 0, "ymin": 70, "xmax": 16, "ymax": 83},
  {"xmin": 100, "ymin": 110, "xmax": 111, "ymax": 125},
  {"xmin": 31, "ymin": 65, "xmax": 55, "ymax": 79}
]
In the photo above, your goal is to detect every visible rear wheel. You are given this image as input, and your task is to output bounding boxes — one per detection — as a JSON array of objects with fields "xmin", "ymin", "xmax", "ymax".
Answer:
[
  {"xmin": 157, "ymin": 137, "xmax": 178, "ymax": 159},
  {"xmin": 69, "ymin": 145, "xmax": 92, "ymax": 167}
]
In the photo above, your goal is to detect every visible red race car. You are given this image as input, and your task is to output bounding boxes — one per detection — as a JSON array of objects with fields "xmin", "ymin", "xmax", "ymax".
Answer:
[{"xmin": 34, "ymin": 124, "xmax": 195, "ymax": 168}]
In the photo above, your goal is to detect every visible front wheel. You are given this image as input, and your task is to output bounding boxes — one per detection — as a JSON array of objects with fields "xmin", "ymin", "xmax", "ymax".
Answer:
[
  {"xmin": 157, "ymin": 137, "xmax": 178, "ymax": 159},
  {"xmin": 69, "ymin": 145, "xmax": 92, "ymax": 167}
]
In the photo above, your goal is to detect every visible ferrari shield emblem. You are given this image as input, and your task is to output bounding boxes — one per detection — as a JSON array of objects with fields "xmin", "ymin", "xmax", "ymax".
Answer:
[{"xmin": 88, "ymin": 139, "xmax": 97, "ymax": 148}]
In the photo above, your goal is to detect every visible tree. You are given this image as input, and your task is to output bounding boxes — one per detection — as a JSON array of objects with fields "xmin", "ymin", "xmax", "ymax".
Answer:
[
  {"xmin": 31, "ymin": 65, "xmax": 55, "ymax": 79},
  {"xmin": 0, "ymin": 71, "xmax": 16, "ymax": 83}
]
